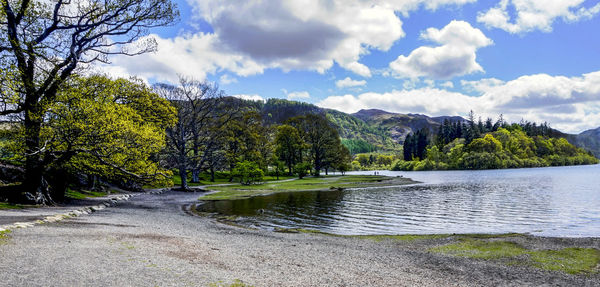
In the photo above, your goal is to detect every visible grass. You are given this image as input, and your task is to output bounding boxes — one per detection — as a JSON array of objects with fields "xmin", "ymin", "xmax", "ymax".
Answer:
[
  {"xmin": 65, "ymin": 189, "xmax": 117, "ymax": 200},
  {"xmin": 430, "ymin": 238, "xmax": 600, "ymax": 274},
  {"xmin": 172, "ymin": 174, "xmax": 297, "ymax": 188},
  {"xmin": 200, "ymin": 175, "xmax": 414, "ymax": 201},
  {"xmin": 0, "ymin": 202, "xmax": 24, "ymax": 209},
  {"xmin": 530, "ymin": 248, "xmax": 600, "ymax": 274}
]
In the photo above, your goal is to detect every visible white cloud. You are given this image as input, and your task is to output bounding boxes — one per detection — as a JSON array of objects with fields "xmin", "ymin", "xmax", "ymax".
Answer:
[
  {"xmin": 233, "ymin": 94, "xmax": 265, "ymax": 102},
  {"xmin": 318, "ymin": 71, "xmax": 600, "ymax": 133},
  {"xmin": 336, "ymin": 77, "xmax": 367, "ymax": 89},
  {"xmin": 104, "ymin": 0, "xmax": 480, "ymax": 81},
  {"xmin": 220, "ymin": 74, "xmax": 238, "ymax": 85},
  {"xmin": 389, "ymin": 20, "xmax": 492, "ymax": 80},
  {"xmin": 286, "ymin": 91, "xmax": 311, "ymax": 100},
  {"xmin": 477, "ymin": 0, "xmax": 600, "ymax": 33},
  {"xmin": 104, "ymin": 33, "xmax": 264, "ymax": 83},
  {"xmin": 441, "ymin": 81, "xmax": 454, "ymax": 88},
  {"xmin": 461, "ymin": 78, "xmax": 505, "ymax": 93}
]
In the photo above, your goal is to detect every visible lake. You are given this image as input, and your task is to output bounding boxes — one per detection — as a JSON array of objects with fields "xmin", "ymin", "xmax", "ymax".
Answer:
[{"xmin": 196, "ymin": 164, "xmax": 600, "ymax": 237}]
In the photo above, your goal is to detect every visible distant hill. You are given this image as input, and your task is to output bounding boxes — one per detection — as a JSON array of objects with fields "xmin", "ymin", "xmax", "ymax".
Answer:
[
  {"xmin": 236, "ymin": 98, "xmax": 600, "ymax": 157},
  {"xmin": 352, "ymin": 109, "xmax": 464, "ymax": 144},
  {"xmin": 569, "ymin": 127, "xmax": 600, "ymax": 157}
]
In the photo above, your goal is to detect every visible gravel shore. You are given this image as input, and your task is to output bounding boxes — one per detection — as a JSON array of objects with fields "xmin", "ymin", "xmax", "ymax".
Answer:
[{"xmin": 0, "ymin": 191, "xmax": 598, "ymax": 287}]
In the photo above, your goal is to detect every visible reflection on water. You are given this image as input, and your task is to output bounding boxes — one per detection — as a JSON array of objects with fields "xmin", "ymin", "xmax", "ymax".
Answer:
[{"xmin": 196, "ymin": 164, "xmax": 600, "ymax": 237}]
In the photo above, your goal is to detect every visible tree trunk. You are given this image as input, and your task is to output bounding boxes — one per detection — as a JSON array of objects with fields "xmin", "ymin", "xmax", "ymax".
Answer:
[
  {"xmin": 179, "ymin": 165, "xmax": 188, "ymax": 190},
  {"xmin": 228, "ymin": 163, "xmax": 234, "ymax": 182},
  {"xmin": 22, "ymin": 110, "xmax": 51, "ymax": 204},
  {"xmin": 48, "ymin": 169, "xmax": 68, "ymax": 203},
  {"xmin": 191, "ymin": 168, "xmax": 200, "ymax": 183},
  {"xmin": 210, "ymin": 166, "xmax": 215, "ymax": 182}
]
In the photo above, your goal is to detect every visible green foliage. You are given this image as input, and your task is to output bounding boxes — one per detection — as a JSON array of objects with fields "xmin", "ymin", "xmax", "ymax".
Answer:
[
  {"xmin": 48, "ymin": 76, "xmax": 176, "ymax": 187},
  {"xmin": 294, "ymin": 162, "xmax": 312, "ymax": 179},
  {"xmin": 394, "ymin": 127, "xmax": 598, "ymax": 171},
  {"xmin": 232, "ymin": 161, "xmax": 264, "ymax": 185},
  {"xmin": 275, "ymin": 124, "xmax": 304, "ymax": 174},
  {"xmin": 341, "ymin": 139, "xmax": 376, "ymax": 154}
]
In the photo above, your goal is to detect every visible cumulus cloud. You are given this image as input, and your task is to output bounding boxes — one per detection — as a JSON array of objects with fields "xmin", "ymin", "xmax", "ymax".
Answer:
[
  {"xmin": 336, "ymin": 77, "xmax": 367, "ymax": 89},
  {"xmin": 220, "ymin": 74, "xmax": 238, "ymax": 85},
  {"xmin": 233, "ymin": 94, "xmax": 265, "ymax": 102},
  {"xmin": 105, "ymin": 33, "xmax": 264, "ymax": 83},
  {"xmin": 104, "ymin": 0, "xmax": 481, "ymax": 82},
  {"xmin": 389, "ymin": 20, "xmax": 493, "ymax": 80},
  {"xmin": 477, "ymin": 0, "xmax": 600, "ymax": 33},
  {"xmin": 286, "ymin": 91, "xmax": 311, "ymax": 100},
  {"xmin": 441, "ymin": 81, "xmax": 454, "ymax": 88},
  {"xmin": 461, "ymin": 78, "xmax": 505, "ymax": 93},
  {"xmin": 318, "ymin": 71, "xmax": 600, "ymax": 133}
]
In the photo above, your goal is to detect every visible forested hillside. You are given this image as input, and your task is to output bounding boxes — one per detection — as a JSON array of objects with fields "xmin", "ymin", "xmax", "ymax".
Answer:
[{"xmin": 393, "ymin": 118, "xmax": 598, "ymax": 171}]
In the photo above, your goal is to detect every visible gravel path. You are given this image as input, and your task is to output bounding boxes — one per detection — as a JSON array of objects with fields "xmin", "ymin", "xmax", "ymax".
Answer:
[{"xmin": 0, "ymin": 191, "xmax": 598, "ymax": 286}]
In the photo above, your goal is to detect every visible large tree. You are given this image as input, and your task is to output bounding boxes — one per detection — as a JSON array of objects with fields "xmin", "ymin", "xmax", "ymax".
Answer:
[
  {"xmin": 3, "ymin": 75, "xmax": 176, "ymax": 202},
  {"xmin": 274, "ymin": 124, "xmax": 304, "ymax": 175},
  {"xmin": 288, "ymin": 114, "xmax": 342, "ymax": 176},
  {"xmin": 0, "ymin": 0, "xmax": 178, "ymax": 202},
  {"xmin": 156, "ymin": 77, "xmax": 238, "ymax": 190}
]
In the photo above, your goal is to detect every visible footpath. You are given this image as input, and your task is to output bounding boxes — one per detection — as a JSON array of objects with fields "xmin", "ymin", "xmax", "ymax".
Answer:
[{"xmin": 0, "ymin": 189, "xmax": 166, "ymax": 233}]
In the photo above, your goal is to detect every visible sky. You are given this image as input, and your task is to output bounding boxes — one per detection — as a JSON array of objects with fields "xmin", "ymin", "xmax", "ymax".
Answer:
[{"xmin": 101, "ymin": 0, "xmax": 600, "ymax": 134}]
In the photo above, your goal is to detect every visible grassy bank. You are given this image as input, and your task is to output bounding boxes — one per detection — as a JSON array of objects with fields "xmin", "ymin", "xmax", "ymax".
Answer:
[
  {"xmin": 274, "ymin": 228, "xmax": 599, "ymax": 275},
  {"xmin": 430, "ymin": 238, "xmax": 600, "ymax": 274},
  {"xmin": 65, "ymin": 189, "xmax": 119, "ymax": 200},
  {"xmin": 172, "ymin": 173, "xmax": 296, "ymax": 187},
  {"xmin": 0, "ymin": 202, "xmax": 24, "ymax": 210},
  {"xmin": 200, "ymin": 175, "xmax": 416, "ymax": 201}
]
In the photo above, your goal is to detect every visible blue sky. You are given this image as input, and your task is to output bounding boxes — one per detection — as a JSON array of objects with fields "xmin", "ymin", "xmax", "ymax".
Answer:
[{"xmin": 104, "ymin": 0, "xmax": 600, "ymax": 133}]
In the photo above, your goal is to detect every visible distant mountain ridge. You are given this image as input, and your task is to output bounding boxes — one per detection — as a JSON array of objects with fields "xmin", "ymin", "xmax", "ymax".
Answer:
[{"xmin": 239, "ymin": 98, "xmax": 600, "ymax": 156}]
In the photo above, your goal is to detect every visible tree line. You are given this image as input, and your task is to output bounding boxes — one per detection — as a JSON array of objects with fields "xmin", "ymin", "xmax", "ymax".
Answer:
[{"xmin": 395, "ymin": 112, "xmax": 598, "ymax": 171}]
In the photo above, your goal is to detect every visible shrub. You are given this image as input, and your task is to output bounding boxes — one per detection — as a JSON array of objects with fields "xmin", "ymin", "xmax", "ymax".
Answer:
[{"xmin": 232, "ymin": 161, "xmax": 264, "ymax": 185}]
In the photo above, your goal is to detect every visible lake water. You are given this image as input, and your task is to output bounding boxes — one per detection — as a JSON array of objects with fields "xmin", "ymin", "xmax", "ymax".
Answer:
[{"xmin": 196, "ymin": 164, "xmax": 600, "ymax": 237}]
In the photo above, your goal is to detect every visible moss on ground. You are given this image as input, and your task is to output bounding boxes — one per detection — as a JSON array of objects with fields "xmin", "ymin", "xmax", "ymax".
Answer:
[
  {"xmin": 430, "ymin": 238, "xmax": 600, "ymax": 274},
  {"xmin": 200, "ymin": 175, "xmax": 415, "ymax": 201},
  {"xmin": 0, "ymin": 229, "xmax": 11, "ymax": 244},
  {"xmin": 529, "ymin": 248, "xmax": 600, "ymax": 274}
]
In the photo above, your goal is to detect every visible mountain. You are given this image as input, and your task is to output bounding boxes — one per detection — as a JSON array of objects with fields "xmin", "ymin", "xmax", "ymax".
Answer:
[
  {"xmin": 352, "ymin": 109, "xmax": 464, "ymax": 144},
  {"xmin": 570, "ymin": 127, "xmax": 600, "ymax": 157},
  {"xmin": 238, "ymin": 98, "xmax": 600, "ymax": 156}
]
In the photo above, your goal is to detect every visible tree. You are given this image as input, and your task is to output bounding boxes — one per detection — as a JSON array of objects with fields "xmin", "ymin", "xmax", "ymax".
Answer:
[
  {"xmin": 0, "ymin": 0, "xmax": 178, "ymax": 202},
  {"xmin": 294, "ymin": 162, "xmax": 311, "ymax": 179},
  {"xmin": 222, "ymin": 111, "xmax": 268, "ymax": 181},
  {"xmin": 4, "ymin": 75, "xmax": 176, "ymax": 202},
  {"xmin": 232, "ymin": 161, "xmax": 263, "ymax": 185},
  {"xmin": 156, "ymin": 77, "xmax": 237, "ymax": 190},
  {"xmin": 403, "ymin": 134, "xmax": 413, "ymax": 161},
  {"xmin": 288, "ymin": 114, "xmax": 341, "ymax": 176},
  {"xmin": 274, "ymin": 124, "xmax": 304, "ymax": 175}
]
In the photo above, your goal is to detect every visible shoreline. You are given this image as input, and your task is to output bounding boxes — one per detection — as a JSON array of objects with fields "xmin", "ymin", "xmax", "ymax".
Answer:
[{"xmin": 0, "ymin": 190, "xmax": 598, "ymax": 286}]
